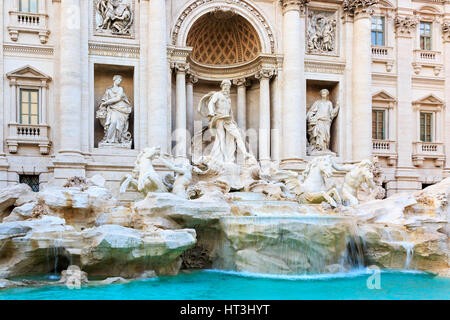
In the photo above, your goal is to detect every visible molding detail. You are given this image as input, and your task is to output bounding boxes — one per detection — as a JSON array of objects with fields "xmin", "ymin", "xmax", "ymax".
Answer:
[
  {"xmin": 305, "ymin": 60, "xmax": 346, "ymax": 74},
  {"xmin": 88, "ymin": 42, "xmax": 140, "ymax": 58},
  {"xmin": 3, "ymin": 44, "xmax": 54, "ymax": 56}
]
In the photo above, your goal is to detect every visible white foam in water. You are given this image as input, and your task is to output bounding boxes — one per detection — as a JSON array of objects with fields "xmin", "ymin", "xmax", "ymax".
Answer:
[
  {"xmin": 203, "ymin": 268, "xmax": 374, "ymax": 281},
  {"xmin": 202, "ymin": 268, "xmax": 427, "ymax": 281}
]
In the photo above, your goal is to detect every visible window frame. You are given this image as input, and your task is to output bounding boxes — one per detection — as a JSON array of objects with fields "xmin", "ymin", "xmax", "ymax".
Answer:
[
  {"xmin": 371, "ymin": 16, "xmax": 385, "ymax": 47},
  {"xmin": 372, "ymin": 109, "xmax": 386, "ymax": 140},
  {"xmin": 19, "ymin": 88, "xmax": 40, "ymax": 125},
  {"xmin": 419, "ymin": 21, "xmax": 432, "ymax": 51},
  {"xmin": 420, "ymin": 111, "xmax": 434, "ymax": 142},
  {"xmin": 19, "ymin": 0, "xmax": 39, "ymax": 13}
]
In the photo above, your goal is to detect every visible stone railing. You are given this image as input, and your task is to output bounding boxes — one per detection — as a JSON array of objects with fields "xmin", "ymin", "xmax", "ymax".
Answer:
[
  {"xmin": 372, "ymin": 140, "xmax": 397, "ymax": 165},
  {"xmin": 7, "ymin": 11, "xmax": 50, "ymax": 44},
  {"xmin": 6, "ymin": 123, "xmax": 51, "ymax": 155},
  {"xmin": 412, "ymin": 50, "xmax": 443, "ymax": 76},
  {"xmin": 414, "ymin": 50, "xmax": 442, "ymax": 63},
  {"xmin": 371, "ymin": 46, "xmax": 394, "ymax": 72},
  {"xmin": 372, "ymin": 139, "xmax": 395, "ymax": 153},
  {"xmin": 371, "ymin": 46, "xmax": 392, "ymax": 58},
  {"xmin": 412, "ymin": 141, "xmax": 445, "ymax": 167}
]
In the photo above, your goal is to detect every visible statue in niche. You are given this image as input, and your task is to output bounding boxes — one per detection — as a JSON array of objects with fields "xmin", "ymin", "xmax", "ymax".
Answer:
[
  {"xmin": 307, "ymin": 11, "xmax": 337, "ymax": 54},
  {"xmin": 306, "ymin": 89, "xmax": 339, "ymax": 155},
  {"xmin": 96, "ymin": 75, "xmax": 133, "ymax": 148},
  {"xmin": 96, "ymin": 0, "xmax": 133, "ymax": 35},
  {"xmin": 198, "ymin": 80, "xmax": 255, "ymax": 165}
]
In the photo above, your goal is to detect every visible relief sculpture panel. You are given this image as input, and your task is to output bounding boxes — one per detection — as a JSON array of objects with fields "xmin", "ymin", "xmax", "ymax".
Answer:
[
  {"xmin": 307, "ymin": 9, "xmax": 338, "ymax": 55},
  {"xmin": 94, "ymin": 0, "xmax": 134, "ymax": 37}
]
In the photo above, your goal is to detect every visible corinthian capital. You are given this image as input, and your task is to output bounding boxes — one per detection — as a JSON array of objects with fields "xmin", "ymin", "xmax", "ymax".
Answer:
[
  {"xmin": 174, "ymin": 62, "xmax": 190, "ymax": 74},
  {"xmin": 394, "ymin": 15, "xmax": 418, "ymax": 38},
  {"xmin": 255, "ymin": 68, "xmax": 276, "ymax": 80},
  {"xmin": 280, "ymin": 0, "xmax": 310, "ymax": 14},
  {"xmin": 443, "ymin": 22, "xmax": 450, "ymax": 42},
  {"xmin": 343, "ymin": 0, "xmax": 378, "ymax": 17}
]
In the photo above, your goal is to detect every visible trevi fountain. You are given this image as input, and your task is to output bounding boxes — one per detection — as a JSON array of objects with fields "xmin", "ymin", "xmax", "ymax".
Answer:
[{"xmin": 0, "ymin": 81, "xmax": 448, "ymax": 299}]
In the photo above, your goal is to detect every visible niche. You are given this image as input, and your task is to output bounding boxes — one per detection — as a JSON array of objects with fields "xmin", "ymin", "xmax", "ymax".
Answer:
[
  {"xmin": 94, "ymin": 64, "xmax": 135, "ymax": 149},
  {"xmin": 306, "ymin": 80, "xmax": 340, "ymax": 155}
]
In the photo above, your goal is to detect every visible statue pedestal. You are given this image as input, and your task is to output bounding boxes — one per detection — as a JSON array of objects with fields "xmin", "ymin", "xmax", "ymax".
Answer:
[
  {"xmin": 307, "ymin": 149, "xmax": 336, "ymax": 157},
  {"xmin": 98, "ymin": 141, "xmax": 132, "ymax": 149}
]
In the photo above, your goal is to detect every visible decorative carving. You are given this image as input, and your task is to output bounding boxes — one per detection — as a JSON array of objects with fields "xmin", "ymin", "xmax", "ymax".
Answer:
[
  {"xmin": 174, "ymin": 62, "xmax": 190, "ymax": 74},
  {"xmin": 187, "ymin": 74, "xmax": 199, "ymax": 84},
  {"xmin": 197, "ymin": 80, "xmax": 256, "ymax": 165},
  {"xmin": 96, "ymin": 75, "xmax": 133, "ymax": 148},
  {"xmin": 343, "ymin": 0, "xmax": 378, "ymax": 16},
  {"xmin": 95, "ymin": 0, "xmax": 133, "ymax": 36},
  {"xmin": 442, "ymin": 21, "xmax": 450, "ymax": 42},
  {"xmin": 280, "ymin": 0, "xmax": 310, "ymax": 14},
  {"xmin": 255, "ymin": 68, "xmax": 275, "ymax": 80},
  {"xmin": 232, "ymin": 78, "xmax": 249, "ymax": 87},
  {"xmin": 306, "ymin": 89, "xmax": 339, "ymax": 155},
  {"xmin": 307, "ymin": 10, "xmax": 337, "ymax": 55},
  {"xmin": 394, "ymin": 15, "xmax": 418, "ymax": 37}
]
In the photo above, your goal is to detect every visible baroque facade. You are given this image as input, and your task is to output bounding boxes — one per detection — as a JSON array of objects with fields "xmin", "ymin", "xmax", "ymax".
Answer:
[{"xmin": 1, "ymin": 0, "xmax": 450, "ymax": 197}]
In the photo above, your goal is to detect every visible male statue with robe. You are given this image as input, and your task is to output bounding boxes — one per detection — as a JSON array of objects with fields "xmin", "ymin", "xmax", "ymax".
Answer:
[{"xmin": 306, "ymin": 89, "xmax": 339, "ymax": 155}]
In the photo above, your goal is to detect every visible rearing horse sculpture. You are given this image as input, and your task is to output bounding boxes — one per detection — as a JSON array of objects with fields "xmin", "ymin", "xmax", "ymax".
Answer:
[{"xmin": 283, "ymin": 156, "xmax": 342, "ymax": 207}]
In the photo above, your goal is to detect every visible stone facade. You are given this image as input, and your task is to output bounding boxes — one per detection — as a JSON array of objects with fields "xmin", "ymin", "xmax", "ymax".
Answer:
[{"xmin": 1, "ymin": 0, "xmax": 450, "ymax": 197}]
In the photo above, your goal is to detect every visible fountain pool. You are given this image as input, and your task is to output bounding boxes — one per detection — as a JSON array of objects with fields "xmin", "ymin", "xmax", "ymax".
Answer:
[{"xmin": 1, "ymin": 270, "xmax": 448, "ymax": 300}]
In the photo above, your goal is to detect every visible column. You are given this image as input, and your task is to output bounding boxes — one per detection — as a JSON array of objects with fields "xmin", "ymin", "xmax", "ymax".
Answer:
[
  {"xmin": 174, "ymin": 63, "xmax": 189, "ymax": 159},
  {"xmin": 342, "ymin": 12, "xmax": 354, "ymax": 160},
  {"xmin": 51, "ymin": 0, "xmax": 85, "ymax": 184},
  {"xmin": 58, "ymin": 0, "xmax": 82, "ymax": 157},
  {"xmin": 443, "ymin": 20, "xmax": 450, "ymax": 174},
  {"xmin": 186, "ymin": 74, "xmax": 198, "ymax": 147},
  {"xmin": 148, "ymin": 0, "xmax": 169, "ymax": 152},
  {"xmin": 0, "ymin": 1, "xmax": 7, "ymax": 187},
  {"xmin": 393, "ymin": 14, "xmax": 419, "ymax": 192},
  {"xmin": 346, "ymin": 0, "xmax": 375, "ymax": 161},
  {"xmin": 280, "ymin": 0, "xmax": 308, "ymax": 165},
  {"xmin": 233, "ymin": 78, "xmax": 248, "ymax": 131},
  {"xmin": 256, "ymin": 69, "xmax": 274, "ymax": 163},
  {"xmin": 271, "ymin": 65, "xmax": 283, "ymax": 161}
]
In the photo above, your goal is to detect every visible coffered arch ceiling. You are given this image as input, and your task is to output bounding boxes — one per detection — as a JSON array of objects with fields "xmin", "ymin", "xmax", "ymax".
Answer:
[{"xmin": 186, "ymin": 12, "xmax": 262, "ymax": 66}]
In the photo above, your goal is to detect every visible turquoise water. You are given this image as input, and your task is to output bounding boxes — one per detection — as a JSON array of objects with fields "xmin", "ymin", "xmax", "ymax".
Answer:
[{"xmin": 1, "ymin": 270, "xmax": 449, "ymax": 300}]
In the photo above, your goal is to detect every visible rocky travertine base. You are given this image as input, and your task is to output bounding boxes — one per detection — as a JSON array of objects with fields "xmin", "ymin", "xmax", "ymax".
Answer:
[{"xmin": 0, "ymin": 178, "xmax": 197, "ymax": 279}]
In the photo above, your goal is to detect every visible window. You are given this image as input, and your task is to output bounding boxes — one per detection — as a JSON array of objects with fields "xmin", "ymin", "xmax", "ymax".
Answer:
[
  {"xmin": 420, "ymin": 22, "xmax": 432, "ymax": 50},
  {"xmin": 19, "ymin": 174, "xmax": 40, "ymax": 192},
  {"xmin": 372, "ymin": 110, "xmax": 385, "ymax": 140},
  {"xmin": 371, "ymin": 17, "xmax": 385, "ymax": 46},
  {"xmin": 420, "ymin": 112, "xmax": 433, "ymax": 142},
  {"xmin": 19, "ymin": 0, "xmax": 39, "ymax": 13},
  {"xmin": 20, "ymin": 89, "xmax": 39, "ymax": 125}
]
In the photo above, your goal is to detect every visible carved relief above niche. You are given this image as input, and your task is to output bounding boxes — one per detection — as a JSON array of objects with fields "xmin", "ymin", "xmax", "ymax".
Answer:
[
  {"xmin": 94, "ymin": 0, "xmax": 135, "ymax": 38},
  {"xmin": 306, "ymin": 9, "xmax": 338, "ymax": 56}
]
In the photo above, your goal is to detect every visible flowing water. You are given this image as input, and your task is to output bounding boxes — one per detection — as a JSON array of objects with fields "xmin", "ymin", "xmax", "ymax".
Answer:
[{"xmin": 1, "ymin": 270, "xmax": 449, "ymax": 300}]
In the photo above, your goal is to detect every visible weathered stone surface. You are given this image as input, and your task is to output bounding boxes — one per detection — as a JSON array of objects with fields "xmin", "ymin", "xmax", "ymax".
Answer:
[
  {"xmin": 133, "ymin": 192, "xmax": 230, "ymax": 230},
  {"xmin": 0, "ymin": 184, "xmax": 34, "ymax": 221},
  {"xmin": 0, "ymin": 216, "xmax": 196, "ymax": 278},
  {"xmin": 214, "ymin": 216, "xmax": 355, "ymax": 274},
  {"xmin": 3, "ymin": 202, "xmax": 37, "ymax": 222}
]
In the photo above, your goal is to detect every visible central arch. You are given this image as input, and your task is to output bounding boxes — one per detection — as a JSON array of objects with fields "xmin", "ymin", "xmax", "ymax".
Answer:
[{"xmin": 171, "ymin": 0, "xmax": 276, "ymax": 54}]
